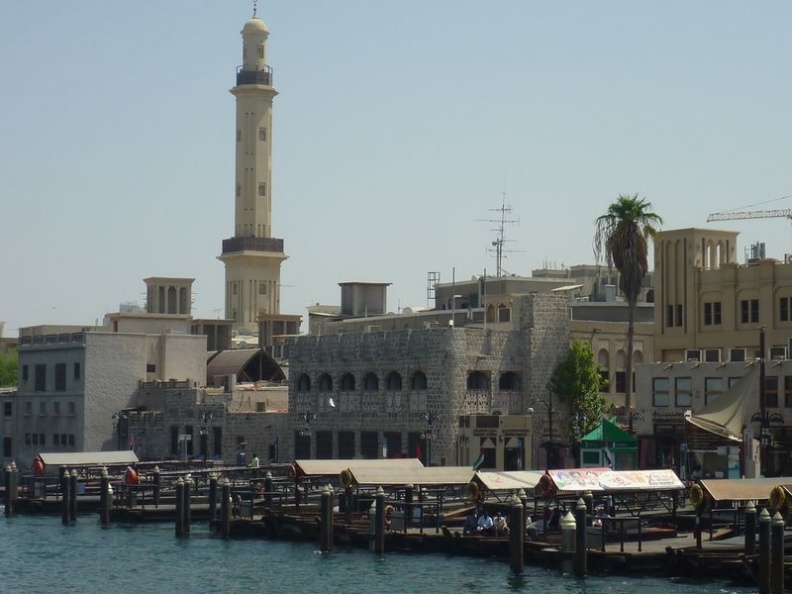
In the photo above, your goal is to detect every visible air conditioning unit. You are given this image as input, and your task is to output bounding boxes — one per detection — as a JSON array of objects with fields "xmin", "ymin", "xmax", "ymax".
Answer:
[
  {"xmin": 704, "ymin": 348, "xmax": 721, "ymax": 363},
  {"xmin": 770, "ymin": 346, "xmax": 787, "ymax": 360},
  {"xmin": 729, "ymin": 348, "xmax": 747, "ymax": 362},
  {"xmin": 684, "ymin": 349, "xmax": 702, "ymax": 362}
]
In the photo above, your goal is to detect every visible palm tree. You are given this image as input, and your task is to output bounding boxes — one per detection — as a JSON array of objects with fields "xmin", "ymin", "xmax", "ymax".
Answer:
[{"xmin": 593, "ymin": 194, "xmax": 662, "ymax": 430}]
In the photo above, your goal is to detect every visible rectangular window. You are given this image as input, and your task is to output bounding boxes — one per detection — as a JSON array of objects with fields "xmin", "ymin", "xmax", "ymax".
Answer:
[
  {"xmin": 68, "ymin": 434, "xmax": 74, "ymax": 446},
  {"xmin": 2, "ymin": 402, "xmax": 11, "ymax": 417},
  {"xmin": 666, "ymin": 304, "xmax": 673, "ymax": 327},
  {"xmin": 599, "ymin": 370, "xmax": 609, "ymax": 392},
  {"xmin": 704, "ymin": 302, "xmax": 722, "ymax": 326},
  {"xmin": 25, "ymin": 433, "xmax": 31, "ymax": 445},
  {"xmin": 53, "ymin": 401, "xmax": 60, "ymax": 415},
  {"xmin": 741, "ymin": 298, "xmax": 760, "ymax": 323},
  {"xmin": 32, "ymin": 433, "xmax": 38, "ymax": 445},
  {"xmin": 186, "ymin": 425, "xmax": 194, "ymax": 456},
  {"xmin": 675, "ymin": 377, "xmax": 693, "ymax": 407},
  {"xmin": 615, "ymin": 371, "xmax": 626, "ymax": 394},
  {"xmin": 259, "ymin": 127, "xmax": 266, "ymax": 141},
  {"xmin": 653, "ymin": 378, "xmax": 670, "ymax": 407},
  {"xmin": 146, "ymin": 364, "xmax": 156, "ymax": 373},
  {"xmin": 258, "ymin": 183, "xmax": 266, "ymax": 197},
  {"xmin": 39, "ymin": 401, "xmax": 46, "ymax": 416},
  {"xmin": 25, "ymin": 402, "xmax": 31, "ymax": 416},
  {"xmin": 39, "ymin": 433, "xmax": 45, "ymax": 446},
  {"xmin": 171, "ymin": 426, "xmax": 179, "ymax": 456},
  {"xmin": 53, "ymin": 434, "xmax": 60, "ymax": 446},
  {"xmin": 705, "ymin": 377, "xmax": 723, "ymax": 406},
  {"xmin": 55, "ymin": 363, "xmax": 66, "ymax": 391},
  {"xmin": 61, "ymin": 433, "xmax": 68, "ymax": 447},
  {"xmin": 73, "ymin": 362, "xmax": 81, "ymax": 380},
  {"xmin": 2, "ymin": 437, "xmax": 11, "ymax": 458},
  {"xmin": 22, "ymin": 365, "xmax": 28, "ymax": 382},
  {"xmin": 765, "ymin": 376, "xmax": 779, "ymax": 408},
  {"xmin": 785, "ymin": 376, "xmax": 792, "ymax": 408},
  {"xmin": 676, "ymin": 304, "xmax": 683, "ymax": 326},
  {"xmin": 34, "ymin": 364, "xmax": 46, "ymax": 392},
  {"xmin": 68, "ymin": 401, "xmax": 76, "ymax": 416}
]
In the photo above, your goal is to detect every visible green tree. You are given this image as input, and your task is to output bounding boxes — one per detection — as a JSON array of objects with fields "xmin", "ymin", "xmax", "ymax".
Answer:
[
  {"xmin": 548, "ymin": 340, "xmax": 608, "ymax": 461},
  {"xmin": 593, "ymin": 194, "xmax": 662, "ymax": 427},
  {"xmin": 0, "ymin": 348, "xmax": 18, "ymax": 387}
]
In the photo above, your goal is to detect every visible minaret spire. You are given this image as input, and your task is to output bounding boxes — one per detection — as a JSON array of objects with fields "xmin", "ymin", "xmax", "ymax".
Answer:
[{"xmin": 253, "ymin": 0, "xmax": 257, "ymax": 17}]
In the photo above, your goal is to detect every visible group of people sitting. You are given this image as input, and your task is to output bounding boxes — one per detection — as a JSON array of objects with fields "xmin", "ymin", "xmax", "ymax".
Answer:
[{"xmin": 462, "ymin": 509, "xmax": 510, "ymax": 536}]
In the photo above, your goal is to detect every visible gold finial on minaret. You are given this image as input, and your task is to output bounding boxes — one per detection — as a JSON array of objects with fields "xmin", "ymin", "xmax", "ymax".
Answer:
[{"xmin": 253, "ymin": 0, "xmax": 258, "ymax": 17}]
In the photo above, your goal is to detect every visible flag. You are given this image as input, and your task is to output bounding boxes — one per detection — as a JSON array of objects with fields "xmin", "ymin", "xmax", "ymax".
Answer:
[
  {"xmin": 472, "ymin": 450, "xmax": 485, "ymax": 471},
  {"xmin": 129, "ymin": 434, "xmax": 136, "ymax": 451}
]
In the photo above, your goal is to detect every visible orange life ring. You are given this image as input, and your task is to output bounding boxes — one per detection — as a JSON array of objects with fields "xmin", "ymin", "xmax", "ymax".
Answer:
[
  {"xmin": 770, "ymin": 486, "xmax": 786, "ymax": 511},
  {"xmin": 689, "ymin": 484, "xmax": 704, "ymax": 510},
  {"xmin": 464, "ymin": 481, "xmax": 480, "ymax": 502},
  {"xmin": 537, "ymin": 474, "xmax": 557, "ymax": 499}
]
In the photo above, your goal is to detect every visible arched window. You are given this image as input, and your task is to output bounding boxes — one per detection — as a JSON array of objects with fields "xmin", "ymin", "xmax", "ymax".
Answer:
[
  {"xmin": 410, "ymin": 371, "xmax": 427, "ymax": 390},
  {"xmin": 467, "ymin": 371, "xmax": 490, "ymax": 390},
  {"xmin": 297, "ymin": 374, "xmax": 311, "ymax": 392},
  {"xmin": 340, "ymin": 373, "xmax": 356, "ymax": 391},
  {"xmin": 363, "ymin": 372, "xmax": 379, "ymax": 391},
  {"xmin": 318, "ymin": 373, "xmax": 333, "ymax": 392},
  {"xmin": 498, "ymin": 372, "xmax": 520, "ymax": 390},
  {"xmin": 386, "ymin": 371, "xmax": 402, "ymax": 390}
]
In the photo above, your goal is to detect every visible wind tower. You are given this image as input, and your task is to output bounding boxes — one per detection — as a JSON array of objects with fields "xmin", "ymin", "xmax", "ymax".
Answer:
[{"xmin": 218, "ymin": 8, "xmax": 287, "ymax": 334}]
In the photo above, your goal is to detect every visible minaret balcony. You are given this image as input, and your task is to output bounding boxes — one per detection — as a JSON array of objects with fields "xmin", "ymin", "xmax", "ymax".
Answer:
[
  {"xmin": 236, "ymin": 66, "xmax": 274, "ymax": 86},
  {"xmin": 222, "ymin": 236, "xmax": 284, "ymax": 254}
]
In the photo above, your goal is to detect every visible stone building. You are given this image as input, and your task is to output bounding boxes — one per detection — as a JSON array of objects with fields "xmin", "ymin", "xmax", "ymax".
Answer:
[{"xmin": 287, "ymin": 292, "xmax": 570, "ymax": 468}]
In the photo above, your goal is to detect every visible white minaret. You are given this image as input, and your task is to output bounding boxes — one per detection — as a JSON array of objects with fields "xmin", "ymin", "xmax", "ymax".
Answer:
[{"xmin": 218, "ymin": 10, "xmax": 287, "ymax": 334}]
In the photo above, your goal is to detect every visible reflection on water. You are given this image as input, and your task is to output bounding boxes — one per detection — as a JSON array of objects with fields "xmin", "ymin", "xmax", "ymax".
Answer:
[{"xmin": 0, "ymin": 516, "xmax": 754, "ymax": 594}]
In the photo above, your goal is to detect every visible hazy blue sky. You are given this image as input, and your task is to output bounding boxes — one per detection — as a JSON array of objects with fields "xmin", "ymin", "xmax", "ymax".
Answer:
[{"xmin": 4, "ymin": 1, "xmax": 792, "ymax": 336}]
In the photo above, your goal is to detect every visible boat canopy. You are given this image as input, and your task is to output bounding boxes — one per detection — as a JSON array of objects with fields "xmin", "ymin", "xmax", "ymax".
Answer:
[
  {"xmin": 291, "ymin": 458, "xmax": 423, "ymax": 479},
  {"xmin": 38, "ymin": 451, "xmax": 139, "ymax": 468}
]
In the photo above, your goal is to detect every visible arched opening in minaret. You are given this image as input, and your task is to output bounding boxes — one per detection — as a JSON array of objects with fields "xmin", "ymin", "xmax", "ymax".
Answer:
[{"xmin": 167, "ymin": 287, "xmax": 177, "ymax": 314}]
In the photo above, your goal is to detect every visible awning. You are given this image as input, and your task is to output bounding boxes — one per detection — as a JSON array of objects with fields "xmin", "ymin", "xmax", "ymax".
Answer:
[
  {"xmin": 474, "ymin": 470, "xmax": 545, "ymax": 492},
  {"xmin": 700, "ymin": 477, "xmax": 792, "ymax": 502},
  {"xmin": 581, "ymin": 419, "xmax": 636, "ymax": 445},
  {"xmin": 292, "ymin": 458, "xmax": 423, "ymax": 478},
  {"xmin": 39, "ymin": 451, "xmax": 139, "ymax": 467},
  {"xmin": 346, "ymin": 465, "xmax": 474, "ymax": 487},
  {"xmin": 598, "ymin": 469, "xmax": 684, "ymax": 490},
  {"xmin": 686, "ymin": 365, "xmax": 759, "ymax": 441}
]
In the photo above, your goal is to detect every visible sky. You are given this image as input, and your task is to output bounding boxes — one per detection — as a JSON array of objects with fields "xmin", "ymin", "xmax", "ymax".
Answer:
[{"xmin": 4, "ymin": 1, "xmax": 792, "ymax": 337}]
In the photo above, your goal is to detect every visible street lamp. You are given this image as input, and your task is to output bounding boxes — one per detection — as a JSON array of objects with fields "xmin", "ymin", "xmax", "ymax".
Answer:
[
  {"xmin": 420, "ymin": 412, "xmax": 440, "ymax": 466},
  {"xmin": 198, "ymin": 410, "xmax": 213, "ymax": 466},
  {"xmin": 759, "ymin": 325, "xmax": 769, "ymax": 476},
  {"xmin": 528, "ymin": 392, "xmax": 556, "ymax": 469}
]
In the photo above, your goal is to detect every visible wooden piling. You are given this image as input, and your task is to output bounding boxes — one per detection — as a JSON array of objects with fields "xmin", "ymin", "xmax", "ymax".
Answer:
[
  {"xmin": 60, "ymin": 467, "xmax": 70, "ymax": 525},
  {"xmin": 100, "ymin": 467, "xmax": 111, "ymax": 525},
  {"xmin": 183, "ymin": 476, "xmax": 191, "ymax": 536},
  {"xmin": 264, "ymin": 471, "xmax": 273, "ymax": 509},
  {"xmin": 220, "ymin": 479, "xmax": 231, "ymax": 539},
  {"xmin": 509, "ymin": 494, "xmax": 524, "ymax": 575},
  {"xmin": 320, "ymin": 485, "xmax": 334, "ymax": 552},
  {"xmin": 759, "ymin": 508, "xmax": 771, "ymax": 594},
  {"xmin": 770, "ymin": 511, "xmax": 784, "ymax": 594},
  {"xmin": 574, "ymin": 497, "xmax": 587, "ymax": 577},
  {"xmin": 152, "ymin": 466, "xmax": 161, "ymax": 507},
  {"xmin": 374, "ymin": 486, "xmax": 385, "ymax": 555},
  {"xmin": 208, "ymin": 473, "xmax": 218, "ymax": 520},
  {"xmin": 744, "ymin": 500, "xmax": 756, "ymax": 556},
  {"xmin": 69, "ymin": 470, "xmax": 78, "ymax": 522},
  {"xmin": 175, "ymin": 478, "xmax": 184, "ymax": 538},
  {"xmin": 3, "ymin": 464, "xmax": 12, "ymax": 518},
  {"xmin": 9, "ymin": 463, "xmax": 18, "ymax": 516}
]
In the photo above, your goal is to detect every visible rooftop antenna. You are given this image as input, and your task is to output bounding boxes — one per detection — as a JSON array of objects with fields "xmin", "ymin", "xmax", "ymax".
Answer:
[{"xmin": 477, "ymin": 189, "xmax": 520, "ymax": 277}]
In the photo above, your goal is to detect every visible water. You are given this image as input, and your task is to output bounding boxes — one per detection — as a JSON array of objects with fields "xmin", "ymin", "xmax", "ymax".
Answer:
[{"xmin": 0, "ymin": 515, "xmax": 755, "ymax": 594}]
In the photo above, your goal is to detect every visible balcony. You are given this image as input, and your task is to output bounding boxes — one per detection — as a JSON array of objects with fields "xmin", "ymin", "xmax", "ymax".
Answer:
[
  {"xmin": 222, "ymin": 236, "xmax": 284, "ymax": 255},
  {"xmin": 236, "ymin": 65, "xmax": 273, "ymax": 86}
]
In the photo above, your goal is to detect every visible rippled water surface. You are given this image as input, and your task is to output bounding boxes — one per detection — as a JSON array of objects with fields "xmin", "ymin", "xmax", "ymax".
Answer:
[{"xmin": 0, "ymin": 515, "xmax": 756, "ymax": 594}]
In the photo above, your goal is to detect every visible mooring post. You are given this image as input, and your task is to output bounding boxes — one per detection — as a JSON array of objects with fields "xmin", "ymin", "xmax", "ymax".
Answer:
[
  {"xmin": 560, "ymin": 510, "xmax": 576, "ymax": 574},
  {"xmin": 9, "ymin": 463, "xmax": 18, "ymax": 516},
  {"xmin": 770, "ymin": 511, "xmax": 784, "ymax": 594},
  {"xmin": 320, "ymin": 485, "xmax": 334, "ymax": 552},
  {"xmin": 694, "ymin": 508, "xmax": 702, "ymax": 549},
  {"xmin": 373, "ymin": 486, "xmax": 386, "ymax": 555},
  {"xmin": 758, "ymin": 508, "xmax": 771, "ymax": 594},
  {"xmin": 208, "ymin": 473, "xmax": 218, "ymax": 520},
  {"xmin": 574, "ymin": 497, "xmax": 587, "ymax": 577},
  {"xmin": 69, "ymin": 469, "xmax": 78, "ymax": 522},
  {"xmin": 3, "ymin": 464, "xmax": 12, "ymax": 518},
  {"xmin": 744, "ymin": 500, "xmax": 757, "ymax": 556},
  {"xmin": 175, "ymin": 478, "xmax": 184, "ymax": 538},
  {"xmin": 60, "ymin": 467, "xmax": 70, "ymax": 525},
  {"xmin": 221, "ymin": 479, "xmax": 232, "ymax": 539},
  {"xmin": 345, "ymin": 484, "xmax": 355, "ymax": 522},
  {"xmin": 152, "ymin": 466, "xmax": 161, "ymax": 507},
  {"xmin": 183, "ymin": 476, "xmax": 192, "ymax": 536},
  {"xmin": 509, "ymin": 494, "xmax": 525, "ymax": 575},
  {"xmin": 583, "ymin": 490, "xmax": 594, "ymax": 518},
  {"xmin": 264, "ymin": 471, "xmax": 273, "ymax": 509},
  {"xmin": 100, "ymin": 467, "xmax": 111, "ymax": 525}
]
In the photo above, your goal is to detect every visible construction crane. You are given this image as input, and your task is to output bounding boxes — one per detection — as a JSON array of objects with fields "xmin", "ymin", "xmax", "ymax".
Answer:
[{"xmin": 707, "ymin": 209, "xmax": 792, "ymax": 222}]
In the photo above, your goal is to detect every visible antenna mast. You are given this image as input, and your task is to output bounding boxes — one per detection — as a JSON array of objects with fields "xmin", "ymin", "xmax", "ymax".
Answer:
[{"xmin": 479, "ymin": 191, "xmax": 519, "ymax": 277}]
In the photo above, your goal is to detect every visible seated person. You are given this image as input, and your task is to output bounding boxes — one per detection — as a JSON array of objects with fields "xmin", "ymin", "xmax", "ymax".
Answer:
[
  {"xmin": 525, "ymin": 515, "xmax": 539, "ymax": 539},
  {"xmin": 494, "ymin": 512, "xmax": 509, "ymax": 536},
  {"xmin": 463, "ymin": 512, "xmax": 478, "ymax": 535},
  {"xmin": 477, "ymin": 510, "xmax": 494, "ymax": 535}
]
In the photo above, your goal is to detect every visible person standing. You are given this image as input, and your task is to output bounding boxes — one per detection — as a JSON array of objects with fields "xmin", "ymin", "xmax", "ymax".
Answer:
[{"xmin": 248, "ymin": 453, "xmax": 260, "ymax": 469}]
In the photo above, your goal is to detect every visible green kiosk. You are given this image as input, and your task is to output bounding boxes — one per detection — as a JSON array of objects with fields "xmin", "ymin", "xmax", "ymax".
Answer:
[{"xmin": 580, "ymin": 418, "xmax": 637, "ymax": 470}]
